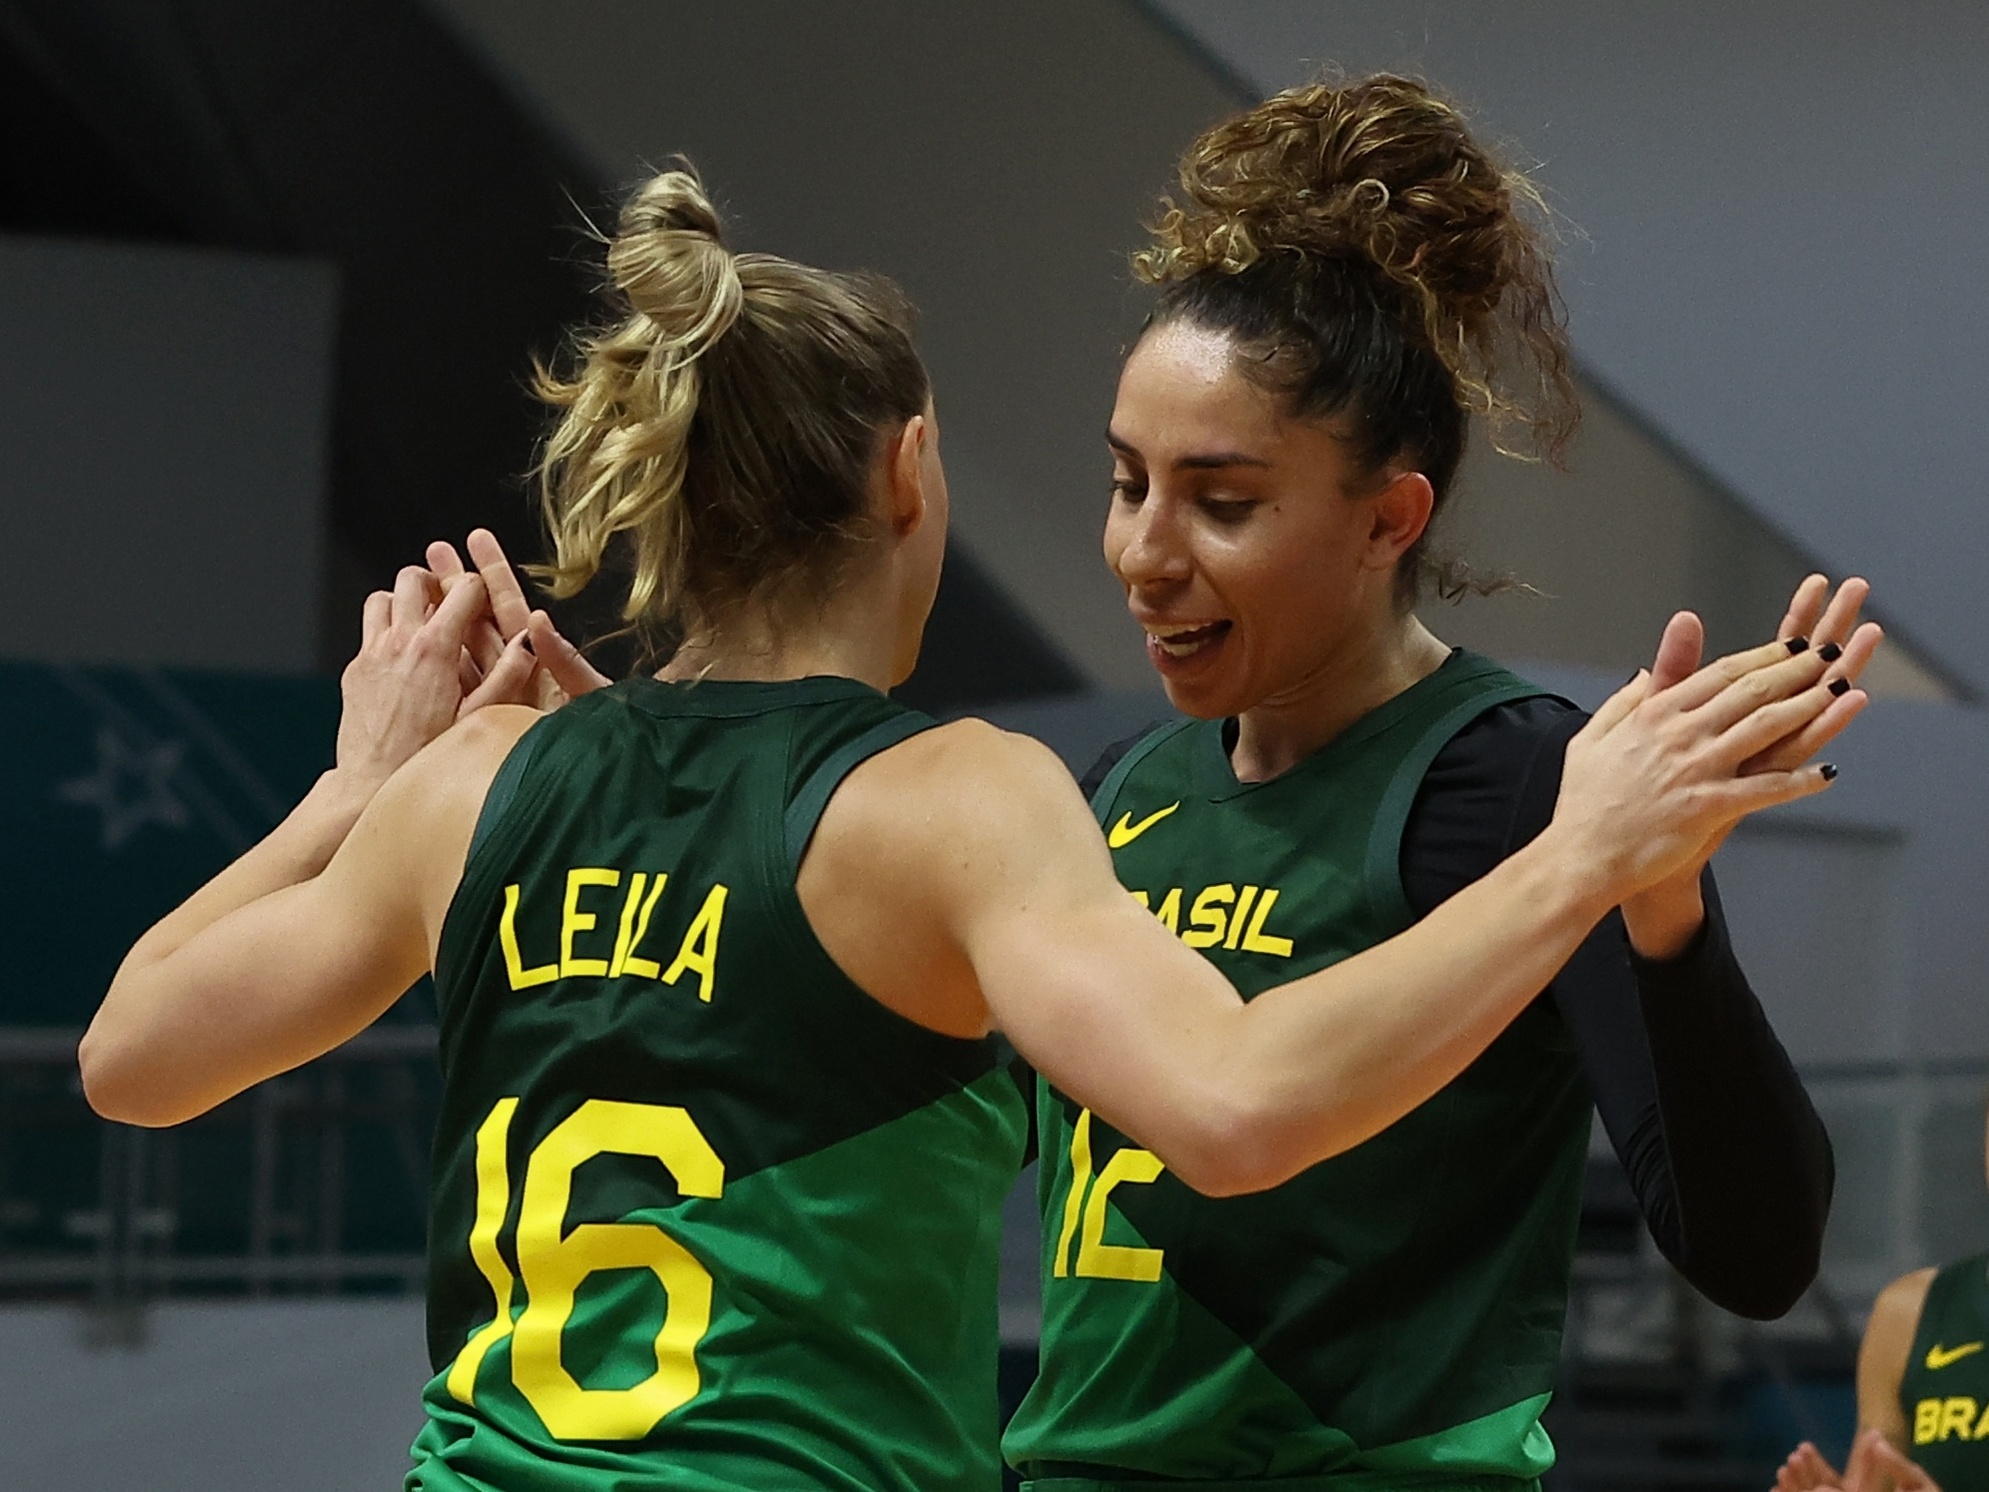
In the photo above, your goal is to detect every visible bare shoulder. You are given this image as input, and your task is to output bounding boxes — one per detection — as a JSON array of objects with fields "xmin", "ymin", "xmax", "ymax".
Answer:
[
  {"xmin": 826, "ymin": 717, "xmax": 1097, "ymax": 861},
  {"xmin": 1872, "ymin": 1267, "xmax": 1938, "ymax": 1329},
  {"xmin": 1860, "ymin": 1265, "xmax": 1938, "ymax": 1413}
]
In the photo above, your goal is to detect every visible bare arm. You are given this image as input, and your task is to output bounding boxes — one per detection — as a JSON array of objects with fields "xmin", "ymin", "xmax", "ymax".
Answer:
[
  {"xmin": 806, "ymin": 628, "xmax": 1848, "ymax": 1196},
  {"xmin": 1862, "ymin": 1268, "xmax": 1933, "ymax": 1450},
  {"xmin": 78, "ymin": 557, "xmax": 538, "ymax": 1126},
  {"xmin": 79, "ymin": 708, "xmax": 535, "ymax": 1126}
]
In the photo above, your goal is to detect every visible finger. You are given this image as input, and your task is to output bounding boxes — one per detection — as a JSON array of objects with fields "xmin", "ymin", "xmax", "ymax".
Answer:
[
  {"xmin": 1648, "ymin": 610, "xmax": 1705, "ymax": 692},
  {"xmin": 527, "ymin": 610, "xmax": 612, "ymax": 695},
  {"xmin": 1716, "ymin": 679, "xmax": 1844, "ymax": 766},
  {"xmin": 467, "ymin": 528, "xmax": 535, "ymax": 641},
  {"xmin": 1699, "ymin": 760, "xmax": 1839, "ymax": 827},
  {"xmin": 1811, "ymin": 576, "xmax": 1871, "ymax": 651},
  {"xmin": 1776, "ymin": 573, "xmax": 1831, "ymax": 644},
  {"xmin": 464, "ymin": 615, "xmax": 508, "ymax": 675},
  {"xmin": 1584, "ymin": 670, "xmax": 1650, "ymax": 738},
  {"xmin": 1827, "ymin": 620, "xmax": 1884, "ymax": 689},
  {"xmin": 361, "ymin": 590, "xmax": 392, "ymax": 647},
  {"xmin": 1691, "ymin": 648, "xmax": 1829, "ymax": 735},
  {"xmin": 391, "ymin": 564, "xmax": 437, "ymax": 633},
  {"xmin": 427, "ymin": 540, "xmax": 467, "ymax": 584},
  {"xmin": 460, "ymin": 630, "xmax": 538, "ymax": 716},
  {"xmin": 422, "ymin": 572, "xmax": 488, "ymax": 659},
  {"xmin": 1791, "ymin": 1441, "xmax": 1839, "ymax": 1482},
  {"xmin": 1870, "ymin": 1443, "xmax": 1939, "ymax": 1491},
  {"xmin": 1659, "ymin": 634, "xmax": 1814, "ymax": 714},
  {"xmin": 457, "ymin": 646, "xmax": 482, "ymax": 698},
  {"xmin": 1742, "ymin": 689, "xmax": 1869, "ymax": 774}
]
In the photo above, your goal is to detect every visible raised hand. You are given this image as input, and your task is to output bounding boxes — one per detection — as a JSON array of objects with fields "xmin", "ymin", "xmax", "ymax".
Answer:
[
  {"xmin": 335, "ymin": 567, "xmax": 497, "ymax": 787},
  {"xmin": 1622, "ymin": 579, "xmax": 1879, "ymax": 956},
  {"xmin": 428, "ymin": 530, "xmax": 610, "ymax": 711},
  {"xmin": 1550, "ymin": 618, "xmax": 1842, "ymax": 911},
  {"xmin": 1773, "ymin": 1430, "xmax": 1940, "ymax": 1492}
]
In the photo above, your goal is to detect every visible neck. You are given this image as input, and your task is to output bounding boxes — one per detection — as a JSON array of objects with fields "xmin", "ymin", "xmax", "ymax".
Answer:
[
  {"xmin": 655, "ymin": 588, "xmax": 902, "ymax": 692},
  {"xmin": 1230, "ymin": 607, "xmax": 1452, "ymax": 782}
]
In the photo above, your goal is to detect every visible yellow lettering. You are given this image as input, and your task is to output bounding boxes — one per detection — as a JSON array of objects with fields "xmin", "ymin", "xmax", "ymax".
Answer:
[
  {"xmin": 511, "ymin": 1100, "xmax": 724, "ymax": 1440},
  {"xmin": 1909, "ymin": 1400, "xmax": 1941, "ymax": 1448},
  {"xmin": 1182, "ymin": 884, "xmax": 1235, "ymax": 949},
  {"xmin": 1974, "ymin": 1399, "xmax": 1989, "ymax": 1439},
  {"xmin": 662, "ymin": 884, "xmax": 729, "ymax": 1003},
  {"xmin": 1942, "ymin": 1397, "xmax": 1978, "ymax": 1441},
  {"xmin": 445, "ymin": 1097, "xmax": 519, "ymax": 1404},
  {"xmin": 1129, "ymin": 889, "xmax": 1150, "ymax": 909},
  {"xmin": 1052, "ymin": 1109, "xmax": 1095, "ymax": 1279},
  {"xmin": 610, "ymin": 873, "xmax": 669, "ymax": 980},
  {"xmin": 500, "ymin": 884, "xmax": 558, "ymax": 989},
  {"xmin": 1153, "ymin": 887, "xmax": 1181, "ymax": 934},
  {"xmin": 1076, "ymin": 1146, "xmax": 1166, "ymax": 1282},
  {"xmin": 1224, "ymin": 886, "xmax": 1259, "ymax": 950},
  {"xmin": 560, "ymin": 868, "xmax": 620, "ymax": 977},
  {"xmin": 1917, "ymin": 1398, "xmax": 1941, "ymax": 1444},
  {"xmin": 1240, "ymin": 887, "xmax": 1295, "ymax": 957}
]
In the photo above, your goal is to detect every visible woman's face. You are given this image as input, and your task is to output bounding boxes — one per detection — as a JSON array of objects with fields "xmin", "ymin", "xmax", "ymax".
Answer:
[{"xmin": 1104, "ymin": 320, "xmax": 1424, "ymax": 720}]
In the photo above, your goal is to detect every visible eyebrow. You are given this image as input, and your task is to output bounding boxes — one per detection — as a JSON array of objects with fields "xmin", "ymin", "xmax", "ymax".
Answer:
[{"xmin": 1106, "ymin": 429, "xmax": 1272, "ymax": 471}]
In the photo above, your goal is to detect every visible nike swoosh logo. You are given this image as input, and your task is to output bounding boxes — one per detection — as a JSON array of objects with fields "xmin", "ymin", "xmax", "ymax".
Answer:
[
  {"xmin": 1108, "ymin": 802, "xmax": 1180, "ymax": 849},
  {"xmin": 1928, "ymin": 1341, "xmax": 1985, "ymax": 1370}
]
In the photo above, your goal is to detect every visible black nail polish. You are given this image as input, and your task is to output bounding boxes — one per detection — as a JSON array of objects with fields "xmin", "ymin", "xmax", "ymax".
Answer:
[
  {"xmin": 1785, "ymin": 636, "xmax": 1809, "ymax": 654},
  {"xmin": 1818, "ymin": 641, "xmax": 1843, "ymax": 663},
  {"xmin": 1820, "ymin": 762, "xmax": 1838, "ymax": 781},
  {"xmin": 1829, "ymin": 677, "xmax": 1850, "ymax": 696}
]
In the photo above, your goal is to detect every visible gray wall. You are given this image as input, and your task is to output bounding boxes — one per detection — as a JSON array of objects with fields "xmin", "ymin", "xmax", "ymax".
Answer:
[
  {"xmin": 0, "ymin": 235, "xmax": 335, "ymax": 672},
  {"xmin": 0, "ymin": 1299, "xmax": 428, "ymax": 1491},
  {"xmin": 425, "ymin": 0, "xmax": 1246, "ymax": 691}
]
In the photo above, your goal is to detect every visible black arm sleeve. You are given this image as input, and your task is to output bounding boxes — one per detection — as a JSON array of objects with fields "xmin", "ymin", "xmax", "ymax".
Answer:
[{"xmin": 1400, "ymin": 696, "xmax": 1834, "ymax": 1320}]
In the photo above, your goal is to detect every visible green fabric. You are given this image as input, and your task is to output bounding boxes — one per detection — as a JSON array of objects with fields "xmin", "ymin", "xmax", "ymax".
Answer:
[
  {"xmin": 1900, "ymin": 1252, "xmax": 1989, "ymax": 1486},
  {"xmin": 1006, "ymin": 652, "xmax": 1589, "ymax": 1487},
  {"xmin": 413, "ymin": 677, "xmax": 1027, "ymax": 1491}
]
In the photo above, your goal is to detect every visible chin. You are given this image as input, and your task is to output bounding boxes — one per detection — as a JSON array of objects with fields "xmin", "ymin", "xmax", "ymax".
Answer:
[{"xmin": 1157, "ymin": 673, "xmax": 1246, "ymax": 722}]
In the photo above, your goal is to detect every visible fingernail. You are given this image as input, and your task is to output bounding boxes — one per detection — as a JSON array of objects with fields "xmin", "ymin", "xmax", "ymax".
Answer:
[
  {"xmin": 1828, "ymin": 677, "xmax": 1850, "ymax": 696},
  {"xmin": 1820, "ymin": 762, "xmax": 1838, "ymax": 781},
  {"xmin": 1785, "ymin": 636, "xmax": 1809, "ymax": 654},
  {"xmin": 1818, "ymin": 641, "xmax": 1843, "ymax": 662}
]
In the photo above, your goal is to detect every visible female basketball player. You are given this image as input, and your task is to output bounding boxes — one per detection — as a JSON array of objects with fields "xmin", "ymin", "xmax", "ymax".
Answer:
[
  {"xmin": 999, "ymin": 78, "xmax": 1879, "ymax": 1490},
  {"xmin": 80, "ymin": 169, "xmax": 1852, "ymax": 1491},
  {"xmin": 1774, "ymin": 1107, "xmax": 1989, "ymax": 1492}
]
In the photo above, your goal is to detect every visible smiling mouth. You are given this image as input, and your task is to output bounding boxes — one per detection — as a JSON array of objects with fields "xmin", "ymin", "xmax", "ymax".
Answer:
[{"xmin": 1143, "ymin": 621, "xmax": 1231, "ymax": 659}]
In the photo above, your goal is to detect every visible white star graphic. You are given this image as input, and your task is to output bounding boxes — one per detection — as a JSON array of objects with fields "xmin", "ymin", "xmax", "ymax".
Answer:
[{"xmin": 57, "ymin": 727, "xmax": 194, "ymax": 851}]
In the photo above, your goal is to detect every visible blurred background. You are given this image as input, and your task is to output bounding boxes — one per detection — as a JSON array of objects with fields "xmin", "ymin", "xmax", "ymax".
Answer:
[{"xmin": 1, "ymin": 2, "xmax": 1985, "ymax": 1487}]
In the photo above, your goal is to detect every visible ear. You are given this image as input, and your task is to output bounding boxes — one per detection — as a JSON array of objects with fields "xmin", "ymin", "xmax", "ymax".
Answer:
[
  {"xmin": 1363, "ymin": 470, "xmax": 1435, "ymax": 569},
  {"xmin": 884, "ymin": 415, "xmax": 929, "ymax": 539}
]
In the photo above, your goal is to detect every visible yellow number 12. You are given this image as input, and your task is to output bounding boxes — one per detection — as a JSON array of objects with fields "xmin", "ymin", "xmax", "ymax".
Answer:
[{"xmin": 446, "ymin": 1098, "xmax": 726, "ymax": 1441}]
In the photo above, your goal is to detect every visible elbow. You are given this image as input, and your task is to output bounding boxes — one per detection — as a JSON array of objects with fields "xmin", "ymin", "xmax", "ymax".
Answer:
[
  {"xmin": 77, "ymin": 1025, "xmax": 189, "ymax": 1129},
  {"xmin": 1672, "ymin": 1216, "xmax": 1827, "ymax": 1323},
  {"xmin": 1157, "ymin": 1090, "xmax": 1306, "ymax": 1199}
]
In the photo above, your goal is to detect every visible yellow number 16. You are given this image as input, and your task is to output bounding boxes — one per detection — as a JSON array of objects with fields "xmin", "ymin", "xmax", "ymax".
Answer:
[{"xmin": 446, "ymin": 1098, "xmax": 725, "ymax": 1441}]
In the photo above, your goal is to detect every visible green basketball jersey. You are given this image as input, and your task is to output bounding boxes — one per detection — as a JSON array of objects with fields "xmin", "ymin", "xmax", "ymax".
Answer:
[
  {"xmin": 1901, "ymin": 1253, "xmax": 1989, "ymax": 1484},
  {"xmin": 1004, "ymin": 652, "xmax": 1590, "ymax": 1491},
  {"xmin": 407, "ymin": 676, "xmax": 1028, "ymax": 1492}
]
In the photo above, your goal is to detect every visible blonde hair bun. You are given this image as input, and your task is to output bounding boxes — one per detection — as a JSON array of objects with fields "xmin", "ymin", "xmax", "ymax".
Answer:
[{"xmin": 607, "ymin": 168, "xmax": 743, "ymax": 355}]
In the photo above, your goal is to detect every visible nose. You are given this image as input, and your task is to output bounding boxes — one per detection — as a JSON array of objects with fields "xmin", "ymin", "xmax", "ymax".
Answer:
[{"xmin": 1108, "ymin": 492, "xmax": 1191, "ymax": 592}]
